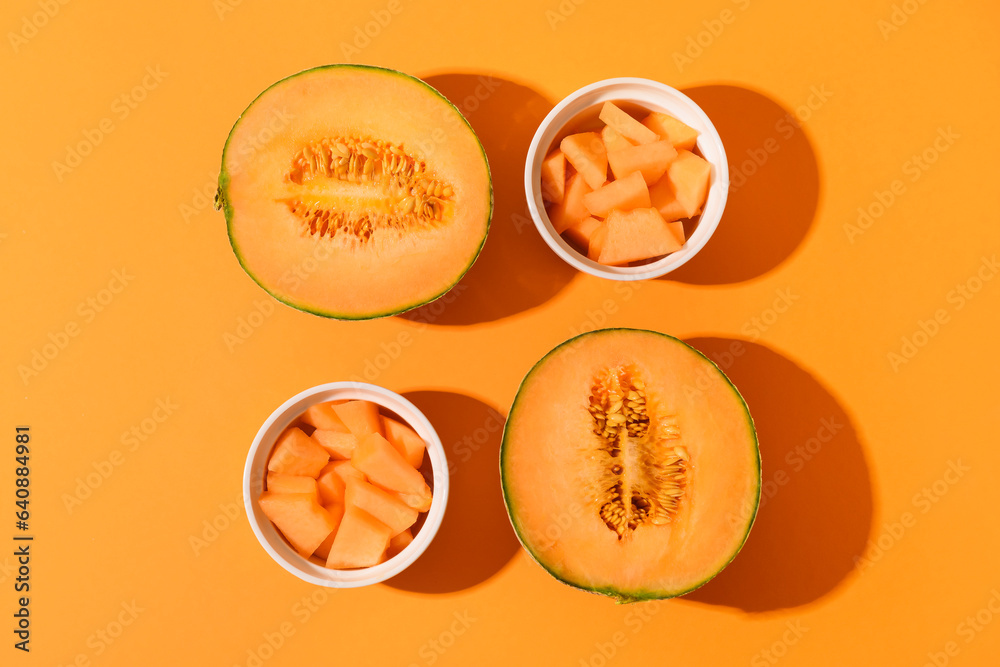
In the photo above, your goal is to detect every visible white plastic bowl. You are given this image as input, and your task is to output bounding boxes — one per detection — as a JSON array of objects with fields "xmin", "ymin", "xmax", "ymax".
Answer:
[
  {"xmin": 243, "ymin": 382, "xmax": 448, "ymax": 587},
  {"xmin": 525, "ymin": 77, "xmax": 729, "ymax": 280}
]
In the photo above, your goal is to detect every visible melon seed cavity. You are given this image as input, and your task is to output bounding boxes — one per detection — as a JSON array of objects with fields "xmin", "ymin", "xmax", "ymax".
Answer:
[
  {"xmin": 588, "ymin": 366, "xmax": 688, "ymax": 539},
  {"xmin": 283, "ymin": 137, "xmax": 455, "ymax": 242}
]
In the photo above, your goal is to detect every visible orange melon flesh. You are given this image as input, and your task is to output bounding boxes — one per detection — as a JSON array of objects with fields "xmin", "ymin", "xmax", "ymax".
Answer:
[
  {"xmin": 601, "ymin": 125, "xmax": 634, "ymax": 154},
  {"xmin": 599, "ymin": 102, "xmax": 659, "ymax": 145},
  {"xmin": 597, "ymin": 208, "xmax": 682, "ymax": 265},
  {"xmin": 388, "ymin": 528, "xmax": 414, "ymax": 558},
  {"xmin": 329, "ymin": 459, "xmax": 366, "ymax": 485},
  {"xmin": 312, "ymin": 430, "xmax": 358, "ymax": 459},
  {"xmin": 560, "ymin": 132, "xmax": 608, "ymax": 190},
  {"xmin": 501, "ymin": 329, "xmax": 760, "ymax": 601},
  {"xmin": 666, "ymin": 220, "xmax": 686, "ymax": 246},
  {"xmin": 313, "ymin": 502, "xmax": 346, "ymax": 561},
  {"xmin": 266, "ymin": 473, "xmax": 318, "ymax": 495},
  {"xmin": 352, "ymin": 433, "xmax": 433, "ymax": 512},
  {"xmin": 345, "ymin": 477, "xmax": 419, "ymax": 536},
  {"xmin": 540, "ymin": 150, "xmax": 566, "ymax": 204},
  {"xmin": 333, "ymin": 401, "xmax": 383, "ymax": 437},
  {"xmin": 563, "ymin": 216, "xmax": 603, "ymax": 254},
  {"xmin": 316, "ymin": 462, "xmax": 348, "ymax": 505},
  {"xmin": 607, "ymin": 140, "xmax": 677, "ymax": 185},
  {"xmin": 548, "ymin": 172, "xmax": 592, "ymax": 234},
  {"xmin": 220, "ymin": 65, "xmax": 492, "ymax": 320},
  {"xmin": 587, "ymin": 225, "xmax": 608, "ymax": 261},
  {"xmin": 382, "ymin": 417, "xmax": 426, "ymax": 469},
  {"xmin": 642, "ymin": 112, "xmax": 699, "ymax": 151},
  {"xmin": 582, "ymin": 171, "xmax": 650, "ymax": 218},
  {"xmin": 649, "ymin": 150, "xmax": 711, "ymax": 221},
  {"xmin": 326, "ymin": 506, "xmax": 392, "ymax": 569},
  {"xmin": 267, "ymin": 428, "xmax": 330, "ymax": 477},
  {"xmin": 258, "ymin": 492, "xmax": 340, "ymax": 558},
  {"xmin": 300, "ymin": 403, "xmax": 350, "ymax": 433}
]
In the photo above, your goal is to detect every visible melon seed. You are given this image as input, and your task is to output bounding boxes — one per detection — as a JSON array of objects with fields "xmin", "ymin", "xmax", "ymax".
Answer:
[
  {"xmin": 283, "ymin": 137, "xmax": 456, "ymax": 242},
  {"xmin": 588, "ymin": 366, "xmax": 688, "ymax": 540}
]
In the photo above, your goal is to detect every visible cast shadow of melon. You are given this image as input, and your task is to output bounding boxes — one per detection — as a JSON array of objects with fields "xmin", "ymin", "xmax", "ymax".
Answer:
[
  {"xmin": 383, "ymin": 391, "xmax": 519, "ymax": 594},
  {"xmin": 399, "ymin": 73, "xmax": 576, "ymax": 326},
  {"xmin": 681, "ymin": 338, "xmax": 872, "ymax": 613},
  {"xmin": 663, "ymin": 86, "xmax": 820, "ymax": 285}
]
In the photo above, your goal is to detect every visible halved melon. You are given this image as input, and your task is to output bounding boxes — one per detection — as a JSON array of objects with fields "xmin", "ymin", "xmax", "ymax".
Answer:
[
  {"xmin": 218, "ymin": 64, "xmax": 493, "ymax": 319},
  {"xmin": 500, "ymin": 329, "xmax": 760, "ymax": 602}
]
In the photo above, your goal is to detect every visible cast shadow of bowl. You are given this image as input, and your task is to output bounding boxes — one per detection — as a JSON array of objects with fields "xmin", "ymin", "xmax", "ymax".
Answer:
[
  {"xmin": 665, "ymin": 86, "xmax": 820, "ymax": 285},
  {"xmin": 681, "ymin": 338, "xmax": 873, "ymax": 612},
  {"xmin": 399, "ymin": 73, "xmax": 576, "ymax": 326},
  {"xmin": 383, "ymin": 391, "xmax": 519, "ymax": 594}
]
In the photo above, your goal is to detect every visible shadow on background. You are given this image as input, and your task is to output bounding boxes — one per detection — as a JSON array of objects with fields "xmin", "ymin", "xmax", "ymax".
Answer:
[
  {"xmin": 384, "ymin": 391, "xmax": 519, "ymax": 594},
  {"xmin": 400, "ymin": 73, "xmax": 576, "ymax": 326},
  {"xmin": 665, "ymin": 86, "xmax": 820, "ymax": 285},
  {"xmin": 681, "ymin": 338, "xmax": 872, "ymax": 612}
]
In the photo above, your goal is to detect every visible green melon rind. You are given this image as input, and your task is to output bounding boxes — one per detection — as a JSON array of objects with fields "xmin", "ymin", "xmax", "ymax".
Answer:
[
  {"xmin": 217, "ymin": 63, "xmax": 493, "ymax": 320},
  {"xmin": 499, "ymin": 328, "xmax": 761, "ymax": 603}
]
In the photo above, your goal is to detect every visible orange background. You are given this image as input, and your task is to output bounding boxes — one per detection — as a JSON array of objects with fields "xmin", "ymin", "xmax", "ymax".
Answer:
[{"xmin": 3, "ymin": 0, "xmax": 999, "ymax": 665}]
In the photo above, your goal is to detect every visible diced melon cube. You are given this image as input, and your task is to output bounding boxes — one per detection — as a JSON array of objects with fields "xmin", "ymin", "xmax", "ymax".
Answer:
[
  {"xmin": 599, "ymin": 102, "xmax": 659, "ymax": 145},
  {"xmin": 382, "ymin": 417, "xmax": 426, "ymax": 469},
  {"xmin": 328, "ymin": 459, "xmax": 366, "ymax": 485},
  {"xmin": 266, "ymin": 473, "xmax": 318, "ymax": 495},
  {"xmin": 316, "ymin": 462, "xmax": 347, "ymax": 505},
  {"xmin": 267, "ymin": 427, "xmax": 329, "ymax": 477},
  {"xmin": 648, "ymin": 150, "xmax": 711, "ymax": 221},
  {"xmin": 562, "ymin": 216, "xmax": 603, "ymax": 255},
  {"xmin": 642, "ymin": 112, "xmax": 699, "ymax": 151},
  {"xmin": 560, "ymin": 132, "xmax": 607, "ymax": 190},
  {"xmin": 345, "ymin": 477, "xmax": 419, "ymax": 536},
  {"xmin": 607, "ymin": 140, "xmax": 677, "ymax": 185},
  {"xmin": 326, "ymin": 506, "xmax": 392, "ymax": 569},
  {"xmin": 587, "ymin": 225, "xmax": 608, "ymax": 261},
  {"xmin": 300, "ymin": 402, "xmax": 350, "ymax": 433},
  {"xmin": 258, "ymin": 492, "xmax": 340, "ymax": 558},
  {"xmin": 601, "ymin": 125, "xmax": 634, "ymax": 154},
  {"xmin": 666, "ymin": 220, "xmax": 686, "ymax": 246},
  {"xmin": 387, "ymin": 528, "xmax": 414, "ymax": 558},
  {"xmin": 352, "ymin": 433, "xmax": 432, "ymax": 512},
  {"xmin": 583, "ymin": 171, "xmax": 650, "ymax": 218},
  {"xmin": 597, "ymin": 208, "xmax": 682, "ymax": 266},
  {"xmin": 547, "ymin": 172, "xmax": 592, "ymax": 234},
  {"xmin": 540, "ymin": 150, "xmax": 566, "ymax": 204},
  {"xmin": 313, "ymin": 502, "xmax": 346, "ymax": 561},
  {"xmin": 312, "ymin": 430, "xmax": 358, "ymax": 460},
  {"xmin": 333, "ymin": 401, "xmax": 383, "ymax": 438}
]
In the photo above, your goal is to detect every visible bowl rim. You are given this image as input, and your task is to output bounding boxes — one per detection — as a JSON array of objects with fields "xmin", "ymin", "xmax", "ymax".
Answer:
[
  {"xmin": 524, "ymin": 77, "xmax": 729, "ymax": 281},
  {"xmin": 243, "ymin": 381, "xmax": 449, "ymax": 587}
]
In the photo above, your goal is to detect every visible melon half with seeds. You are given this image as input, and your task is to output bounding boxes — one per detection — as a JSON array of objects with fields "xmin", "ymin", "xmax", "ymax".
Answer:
[
  {"xmin": 501, "ymin": 329, "xmax": 760, "ymax": 602},
  {"xmin": 217, "ymin": 64, "xmax": 493, "ymax": 319}
]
